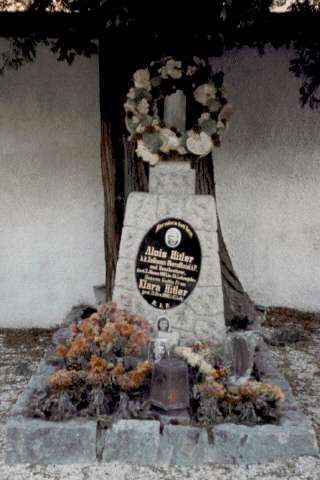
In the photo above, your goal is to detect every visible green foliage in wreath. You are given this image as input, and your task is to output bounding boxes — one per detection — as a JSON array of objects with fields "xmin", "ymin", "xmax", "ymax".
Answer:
[{"xmin": 124, "ymin": 56, "xmax": 232, "ymax": 165}]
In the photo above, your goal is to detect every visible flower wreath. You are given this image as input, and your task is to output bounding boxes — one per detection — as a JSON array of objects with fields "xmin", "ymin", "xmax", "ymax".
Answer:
[{"xmin": 124, "ymin": 56, "xmax": 232, "ymax": 166}]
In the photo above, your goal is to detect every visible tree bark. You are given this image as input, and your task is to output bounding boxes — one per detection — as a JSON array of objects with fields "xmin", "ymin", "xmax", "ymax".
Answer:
[
  {"xmin": 195, "ymin": 156, "xmax": 258, "ymax": 327},
  {"xmin": 99, "ymin": 44, "xmax": 257, "ymax": 327},
  {"xmin": 99, "ymin": 38, "xmax": 148, "ymax": 300}
]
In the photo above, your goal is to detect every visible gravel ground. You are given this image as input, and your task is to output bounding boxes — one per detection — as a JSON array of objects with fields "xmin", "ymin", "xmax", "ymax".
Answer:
[{"xmin": 1, "ymin": 308, "xmax": 320, "ymax": 480}]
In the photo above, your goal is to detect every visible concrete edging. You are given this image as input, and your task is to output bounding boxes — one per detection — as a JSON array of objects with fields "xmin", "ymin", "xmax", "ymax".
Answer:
[{"xmin": 6, "ymin": 337, "xmax": 319, "ymax": 465}]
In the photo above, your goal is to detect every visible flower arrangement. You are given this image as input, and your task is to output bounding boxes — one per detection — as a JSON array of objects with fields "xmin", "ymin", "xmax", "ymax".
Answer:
[
  {"xmin": 175, "ymin": 342, "xmax": 284, "ymax": 426},
  {"xmin": 53, "ymin": 302, "xmax": 153, "ymax": 390},
  {"xmin": 27, "ymin": 303, "xmax": 154, "ymax": 421},
  {"xmin": 175, "ymin": 345, "xmax": 228, "ymax": 379},
  {"xmin": 124, "ymin": 56, "xmax": 232, "ymax": 165},
  {"xmin": 27, "ymin": 309, "xmax": 284, "ymax": 427}
]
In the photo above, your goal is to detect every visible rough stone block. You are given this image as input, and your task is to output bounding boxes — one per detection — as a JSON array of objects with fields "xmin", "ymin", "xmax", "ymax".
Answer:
[
  {"xmin": 124, "ymin": 192, "xmax": 157, "ymax": 230},
  {"xmin": 149, "ymin": 161, "xmax": 195, "ymax": 196},
  {"xmin": 193, "ymin": 314, "xmax": 225, "ymax": 342},
  {"xmin": 114, "ymin": 258, "xmax": 136, "ymax": 290},
  {"xmin": 156, "ymin": 195, "xmax": 217, "ymax": 233},
  {"xmin": 35, "ymin": 359, "xmax": 57, "ymax": 376},
  {"xmin": 52, "ymin": 327, "xmax": 72, "ymax": 346},
  {"xmin": 6, "ymin": 416, "xmax": 97, "ymax": 464},
  {"xmin": 210, "ymin": 422, "xmax": 319, "ymax": 464},
  {"xmin": 118, "ymin": 226, "xmax": 144, "ymax": 259},
  {"xmin": 10, "ymin": 374, "xmax": 50, "ymax": 416},
  {"xmin": 157, "ymin": 195, "xmax": 192, "ymax": 220},
  {"xmin": 158, "ymin": 425, "xmax": 202, "ymax": 465},
  {"xmin": 198, "ymin": 255, "xmax": 222, "ymax": 287},
  {"xmin": 190, "ymin": 285, "xmax": 224, "ymax": 316},
  {"xmin": 197, "ymin": 229, "xmax": 219, "ymax": 254},
  {"xmin": 102, "ymin": 420, "xmax": 160, "ymax": 465},
  {"xmin": 186, "ymin": 196, "xmax": 217, "ymax": 232}
]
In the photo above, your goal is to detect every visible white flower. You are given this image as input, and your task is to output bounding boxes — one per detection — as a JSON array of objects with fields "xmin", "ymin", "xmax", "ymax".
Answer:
[
  {"xmin": 123, "ymin": 100, "xmax": 137, "ymax": 115},
  {"xmin": 137, "ymin": 98, "xmax": 149, "ymax": 115},
  {"xmin": 193, "ymin": 56, "xmax": 206, "ymax": 67},
  {"xmin": 166, "ymin": 59, "xmax": 182, "ymax": 79},
  {"xmin": 127, "ymin": 87, "xmax": 136, "ymax": 100},
  {"xmin": 199, "ymin": 112, "xmax": 210, "ymax": 122},
  {"xmin": 174, "ymin": 346, "xmax": 216, "ymax": 376},
  {"xmin": 159, "ymin": 128, "xmax": 181, "ymax": 153},
  {"xmin": 199, "ymin": 359, "xmax": 214, "ymax": 376},
  {"xmin": 152, "ymin": 118, "xmax": 161, "ymax": 128},
  {"xmin": 159, "ymin": 59, "xmax": 182, "ymax": 80},
  {"xmin": 186, "ymin": 130, "xmax": 213, "ymax": 156},
  {"xmin": 186, "ymin": 65, "xmax": 198, "ymax": 76},
  {"xmin": 194, "ymin": 83, "xmax": 216, "ymax": 106},
  {"xmin": 132, "ymin": 115, "xmax": 140, "ymax": 125},
  {"xmin": 177, "ymin": 145, "xmax": 187, "ymax": 155},
  {"xmin": 136, "ymin": 139, "xmax": 160, "ymax": 165},
  {"xmin": 159, "ymin": 66, "xmax": 169, "ymax": 79},
  {"xmin": 133, "ymin": 69, "xmax": 151, "ymax": 90},
  {"xmin": 136, "ymin": 123, "xmax": 147, "ymax": 134}
]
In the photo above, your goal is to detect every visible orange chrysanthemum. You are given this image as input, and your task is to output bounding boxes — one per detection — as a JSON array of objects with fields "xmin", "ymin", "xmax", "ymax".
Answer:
[
  {"xmin": 97, "ymin": 302, "xmax": 117, "ymax": 320},
  {"xmin": 48, "ymin": 369, "xmax": 79, "ymax": 390},
  {"xmin": 115, "ymin": 321, "xmax": 134, "ymax": 337},
  {"xmin": 127, "ymin": 370, "xmax": 146, "ymax": 388},
  {"xmin": 66, "ymin": 335, "xmax": 90, "ymax": 360},
  {"xmin": 117, "ymin": 374, "xmax": 135, "ymax": 391},
  {"xmin": 88, "ymin": 355, "xmax": 111, "ymax": 374},
  {"xmin": 55, "ymin": 343, "xmax": 68, "ymax": 358},
  {"xmin": 79, "ymin": 318, "xmax": 95, "ymax": 338},
  {"xmin": 111, "ymin": 363, "xmax": 125, "ymax": 377},
  {"xmin": 89, "ymin": 313, "xmax": 101, "ymax": 323},
  {"xmin": 197, "ymin": 380, "xmax": 226, "ymax": 399},
  {"xmin": 211, "ymin": 367, "xmax": 229, "ymax": 380},
  {"xmin": 251, "ymin": 381, "xmax": 285, "ymax": 403},
  {"xmin": 126, "ymin": 329, "xmax": 150, "ymax": 355},
  {"xmin": 131, "ymin": 314, "xmax": 151, "ymax": 332},
  {"xmin": 117, "ymin": 360, "xmax": 153, "ymax": 391},
  {"xmin": 99, "ymin": 323, "xmax": 116, "ymax": 346}
]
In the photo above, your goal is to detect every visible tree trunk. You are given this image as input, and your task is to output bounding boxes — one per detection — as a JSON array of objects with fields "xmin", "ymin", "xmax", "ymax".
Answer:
[
  {"xmin": 99, "ymin": 43, "xmax": 257, "ymax": 327},
  {"xmin": 99, "ymin": 39, "xmax": 148, "ymax": 300},
  {"xmin": 195, "ymin": 157, "xmax": 258, "ymax": 327}
]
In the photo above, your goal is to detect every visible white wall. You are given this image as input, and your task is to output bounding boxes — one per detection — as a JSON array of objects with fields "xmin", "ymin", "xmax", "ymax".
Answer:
[
  {"xmin": 0, "ymin": 44, "xmax": 319, "ymax": 329},
  {"xmin": 0, "ymin": 43, "xmax": 105, "ymax": 328},
  {"xmin": 211, "ymin": 47, "xmax": 320, "ymax": 311}
]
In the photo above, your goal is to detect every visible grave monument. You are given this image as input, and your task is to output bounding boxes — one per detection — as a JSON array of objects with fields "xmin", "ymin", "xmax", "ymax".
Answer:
[
  {"xmin": 5, "ymin": 57, "xmax": 319, "ymax": 466},
  {"xmin": 113, "ymin": 57, "xmax": 226, "ymax": 345}
]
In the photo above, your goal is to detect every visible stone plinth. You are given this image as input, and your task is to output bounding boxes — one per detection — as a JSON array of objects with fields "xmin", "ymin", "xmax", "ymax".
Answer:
[
  {"xmin": 113, "ymin": 180, "xmax": 225, "ymax": 344},
  {"xmin": 149, "ymin": 161, "xmax": 195, "ymax": 195}
]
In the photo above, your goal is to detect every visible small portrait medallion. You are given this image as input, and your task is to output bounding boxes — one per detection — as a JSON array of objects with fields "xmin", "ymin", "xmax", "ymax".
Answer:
[
  {"xmin": 157, "ymin": 315, "xmax": 170, "ymax": 333},
  {"xmin": 165, "ymin": 227, "xmax": 182, "ymax": 248}
]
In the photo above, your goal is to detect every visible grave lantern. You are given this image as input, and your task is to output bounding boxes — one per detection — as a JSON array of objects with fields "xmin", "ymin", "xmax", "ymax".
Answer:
[{"xmin": 149, "ymin": 358, "xmax": 190, "ymax": 412}]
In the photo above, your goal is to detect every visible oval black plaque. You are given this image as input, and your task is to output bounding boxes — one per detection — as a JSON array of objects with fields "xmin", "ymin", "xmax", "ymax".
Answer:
[{"xmin": 135, "ymin": 218, "xmax": 201, "ymax": 310}]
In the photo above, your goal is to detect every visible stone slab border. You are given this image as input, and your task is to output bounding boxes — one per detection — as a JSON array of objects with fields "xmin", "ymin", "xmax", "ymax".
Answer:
[{"xmin": 6, "ymin": 335, "xmax": 319, "ymax": 465}]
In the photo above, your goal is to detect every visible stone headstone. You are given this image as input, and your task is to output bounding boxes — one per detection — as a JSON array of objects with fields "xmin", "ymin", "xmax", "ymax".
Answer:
[
  {"xmin": 113, "ymin": 92, "xmax": 225, "ymax": 344},
  {"xmin": 224, "ymin": 331, "xmax": 261, "ymax": 385}
]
